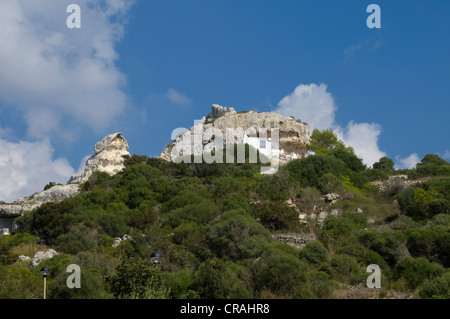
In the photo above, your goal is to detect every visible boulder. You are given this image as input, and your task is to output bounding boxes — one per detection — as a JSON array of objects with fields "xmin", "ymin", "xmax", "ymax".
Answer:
[
  {"xmin": 112, "ymin": 237, "xmax": 122, "ymax": 247},
  {"xmin": 323, "ymin": 193, "xmax": 342, "ymax": 204},
  {"xmin": 298, "ymin": 213, "xmax": 308, "ymax": 224},
  {"xmin": 122, "ymin": 234, "xmax": 134, "ymax": 242},
  {"xmin": 0, "ymin": 205, "xmax": 23, "ymax": 218},
  {"xmin": 69, "ymin": 132, "xmax": 130, "ymax": 184},
  {"xmin": 32, "ymin": 184, "xmax": 80, "ymax": 205},
  {"xmin": 330, "ymin": 209, "xmax": 340, "ymax": 216},
  {"xmin": 18, "ymin": 255, "xmax": 31, "ymax": 262},
  {"xmin": 318, "ymin": 211, "xmax": 328, "ymax": 224},
  {"xmin": 28, "ymin": 249, "xmax": 58, "ymax": 268},
  {"xmin": 112, "ymin": 234, "xmax": 135, "ymax": 247}
]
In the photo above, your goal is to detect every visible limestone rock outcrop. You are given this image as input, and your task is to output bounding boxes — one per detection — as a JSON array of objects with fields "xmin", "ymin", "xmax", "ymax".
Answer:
[
  {"xmin": 160, "ymin": 104, "xmax": 310, "ymax": 165},
  {"xmin": 370, "ymin": 175, "xmax": 419, "ymax": 192},
  {"xmin": 0, "ymin": 133, "xmax": 130, "ymax": 235},
  {"xmin": 69, "ymin": 132, "xmax": 130, "ymax": 184},
  {"xmin": 28, "ymin": 249, "xmax": 58, "ymax": 268}
]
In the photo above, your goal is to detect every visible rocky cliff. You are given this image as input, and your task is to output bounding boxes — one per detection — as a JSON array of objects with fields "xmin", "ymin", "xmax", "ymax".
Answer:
[
  {"xmin": 0, "ymin": 133, "xmax": 130, "ymax": 233},
  {"xmin": 69, "ymin": 132, "xmax": 130, "ymax": 184},
  {"xmin": 161, "ymin": 104, "xmax": 310, "ymax": 165}
]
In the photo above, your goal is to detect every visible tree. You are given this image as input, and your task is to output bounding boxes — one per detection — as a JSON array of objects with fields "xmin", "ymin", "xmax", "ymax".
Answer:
[
  {"xmin": 309, "ymin": 129, "xmax": 346, "ymax": 154},
  {"xmin": 373, "ymin": 156, "xmax": 395, "ymax": 174},
  {"xmin": 106, "ymin": 256, "xmax": 168, "ymax": 299},
  {"xmin": 192, "ymin": 258, "xmax": 251, "ymax": 298}
]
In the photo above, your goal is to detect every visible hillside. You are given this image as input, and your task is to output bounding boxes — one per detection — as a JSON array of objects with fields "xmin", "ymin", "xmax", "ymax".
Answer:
[{"xmin": 0, "ymin": 132, "xmax": 449, "ymax": 299}]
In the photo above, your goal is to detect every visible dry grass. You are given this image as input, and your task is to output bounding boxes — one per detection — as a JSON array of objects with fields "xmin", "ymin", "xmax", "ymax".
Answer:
[{"xmin": 11, "ymin": 242, "xmax": 52, "ymax": 258}]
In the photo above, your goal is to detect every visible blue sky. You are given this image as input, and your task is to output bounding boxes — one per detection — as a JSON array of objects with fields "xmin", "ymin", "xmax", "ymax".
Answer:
[{"xmin": 0, "ymin": 0, "xmax": 449, "ymax": 201}]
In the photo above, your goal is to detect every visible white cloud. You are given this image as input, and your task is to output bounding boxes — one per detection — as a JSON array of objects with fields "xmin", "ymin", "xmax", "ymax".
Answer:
[
  {"xmin": 395, "ymin": 153, "xmax": 420, "ymax": 170},
  {"xmin": 344, "ymin": 42, "xmax": 363, "ymax": 63},
  {"xmin": 165, "ymin": 88, "xmax": 192, "ymax": 106},
  {"xmin": 275, "ymin": 83, "xmax": 336, "ymax": 131},
  {"xmin": 0, "ymin": 0, "xmax": 134, "ymax": 201},
  {"xmin": 275, "ymin": 83, "xmax": 386, "ymax": 167},
  {"xmin": 0, "ymin": 0, "xmax": 133, "ymax": 138},
  {"xmin": 335, "ymin": 121, "xmax": 386, "ymax": 167},
  {"xmin": 76, "ymin": 154, "xmax": 92, "ymax": 174},
  {"xmin": 442, "ymin": 150, "xmax": 450, "ymax": 162},
  {"xmin": 0, "ymin": 138, "xmax": 74, "ymax": 202}
]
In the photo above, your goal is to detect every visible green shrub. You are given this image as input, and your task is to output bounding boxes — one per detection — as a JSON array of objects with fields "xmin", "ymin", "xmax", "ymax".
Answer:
[
  {"xmin": 406, "ymin": 225, "xmax": 449, "ymax": 267},
  {"xmin": 163, "ymin": 192, "xmax": 206, "ymax": 212},
  {"xmin": 34, "ymin": 253, "xmax": 74, "ymax": 280},
  {"xmin": 0, "ymin": 263, "xmax": 42, "ymax": 298},
  {"xmin": 218, "ymin": 192, "xmax": 252, "ymax": 214},
  {"xmin": 418, "ymin": 272, "xmax": 450, "ymax": 299},
  {"xmin": 393, "ymin": 256, "xmax": 444, "ymax": 289},
  {"xmin": 309, "ymin": 128, "xmax": 346, "ymax": 154},
  {"xmin": 335, "ymin": 243, "xmax": 388, "ymax": 270},
  {"xmin": 363, "ymin": 169, "xmax": 389, "ymax": 182},
  {"xmin": 166, "ymin": 201, "xmax": 220, "ymax": 228},
  {"xmin": 106, "ymin": 256, "xmax": 168, "ymax": 299},
  {"xmin": 192, "ymin": 258, "xmax": 251, "ymax": 299},
  {"xmin": 359, "ymin": 231, "xmax": 409, "ymax": 267},
  {"xmin": 299, "ymin": 241, "xmax": 329, "ymax": 265},
  {"xmin": 415, "ymin": 154, "xmax": 450, "ymax": 177},
  {"xmin": 431, "ymin": 214, "xmax": 450, "ymax": 226},
  {"xmin": 328, "ymin": 254, "xmax": 364, "ymax": 285},
  {"xmin": 164, "ymin": 269, "xmax": 196, "ymax": 299},
  {"xmin": 285, "ymin": 154, "xmax": 347, "ymax": 187},
  {"xmin": 425, "ymin": 178, "xmax": 450, "ymax": 201},
  {"xmin": 127, "ymin": 200, "xmax": 160, "ymax": 230},
  {"xmin": 331, "ymin": 148, "xmax": 366, "ymax": 172},
  {"xmin": 300, "ymin": 271, "xmax": 336, "ymax": 299},
  {"xmin": 29, "ymin": 200, "xmax": 76, "ymax": 244},
  {"xmin": 252, "ymin": 201, "xmax": 299, "ymax": 232},
  {"xmin": 373, "ymin": 157, "xmax": 395, "ymax": 174},
  {"xmin": 207, "ymin": 210, "xmax": 271, "ymax": 261},
  {"xmin": 427, "ymin": 199, "xmax": 450, "ymax": 217},
  {"xmin": 251, "ymin": 245, "xmax": 308, "ymax": 297},
  {"xmin": 317, "ymin": 173, "xmax": 342, "ymax": 194},
  {"xmin": 97, "ymin": 212, "xmax": 128, "ymax": 238},
  {"xmin": 319, "ymin": 212, "xmax": 367, "ymax": 249},
  {"xmin": 0, "ymin": 242, "xmax": 18, "ymax": 266}
]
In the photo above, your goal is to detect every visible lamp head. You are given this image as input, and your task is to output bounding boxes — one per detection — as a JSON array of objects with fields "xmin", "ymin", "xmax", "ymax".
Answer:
[{"xmin": 40, "ymin": 267, "xmax": 50, "ymax": 278}]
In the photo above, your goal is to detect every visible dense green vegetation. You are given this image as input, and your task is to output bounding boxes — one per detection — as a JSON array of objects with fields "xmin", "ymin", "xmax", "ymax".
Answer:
[{"xmin": 1, "ymin": 130, "xmax": 449, "ymax": 299}]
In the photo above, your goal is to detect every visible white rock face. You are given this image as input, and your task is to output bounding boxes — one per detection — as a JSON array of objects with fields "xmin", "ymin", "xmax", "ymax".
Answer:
[
  {"xmin": 112, "ymin": 234, "xmax": 134, "ymax": 247},
  {"xmin": 0, "ymin": 133, "xmax": 130, "ymax": 234},
  {"xmin": 69, "ymin": 132, "xmax": 130, "ymax": 184},
  {"xmin": 323, "ymin": 193, "xmax": 343, "ymax": 204},
  {"xmin": 18, "ymin": 255, "xmax": 31, "ymax": 262},
  {"xmin": 28, "ymin": 249, "xmax": 58, "ymax": 268},
  {"xmin": 160, "ymin": 104, "xmax": 310, "ymax": 165}
]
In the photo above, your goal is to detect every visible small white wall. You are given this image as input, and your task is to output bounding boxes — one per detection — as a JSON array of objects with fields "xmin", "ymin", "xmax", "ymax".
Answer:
[{"xmin": 243, "ymin": 136, "xmax": 275, "ymax": 158}]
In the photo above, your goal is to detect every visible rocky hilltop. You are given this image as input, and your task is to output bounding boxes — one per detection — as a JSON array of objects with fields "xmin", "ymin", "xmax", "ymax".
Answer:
[
  {"xmin": 161, "ymin": 104, "xmax": 310, "ymax": 165},
  {"xmin": 0, "ymin": 133, "xmax": 130, "ymax": 235},
  {"xmin": 69, "ymin": 132, "xmax": 130, "ymax": 184}
]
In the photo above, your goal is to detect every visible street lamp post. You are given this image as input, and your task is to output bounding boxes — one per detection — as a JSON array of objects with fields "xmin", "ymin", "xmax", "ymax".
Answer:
[
  {"xmin": 150, "ymin": 251, "xmax": 162, "ymax": 265},
  {"xmin": 40, "ymin": 267, "xmax": 50, "ymax": 299}
]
